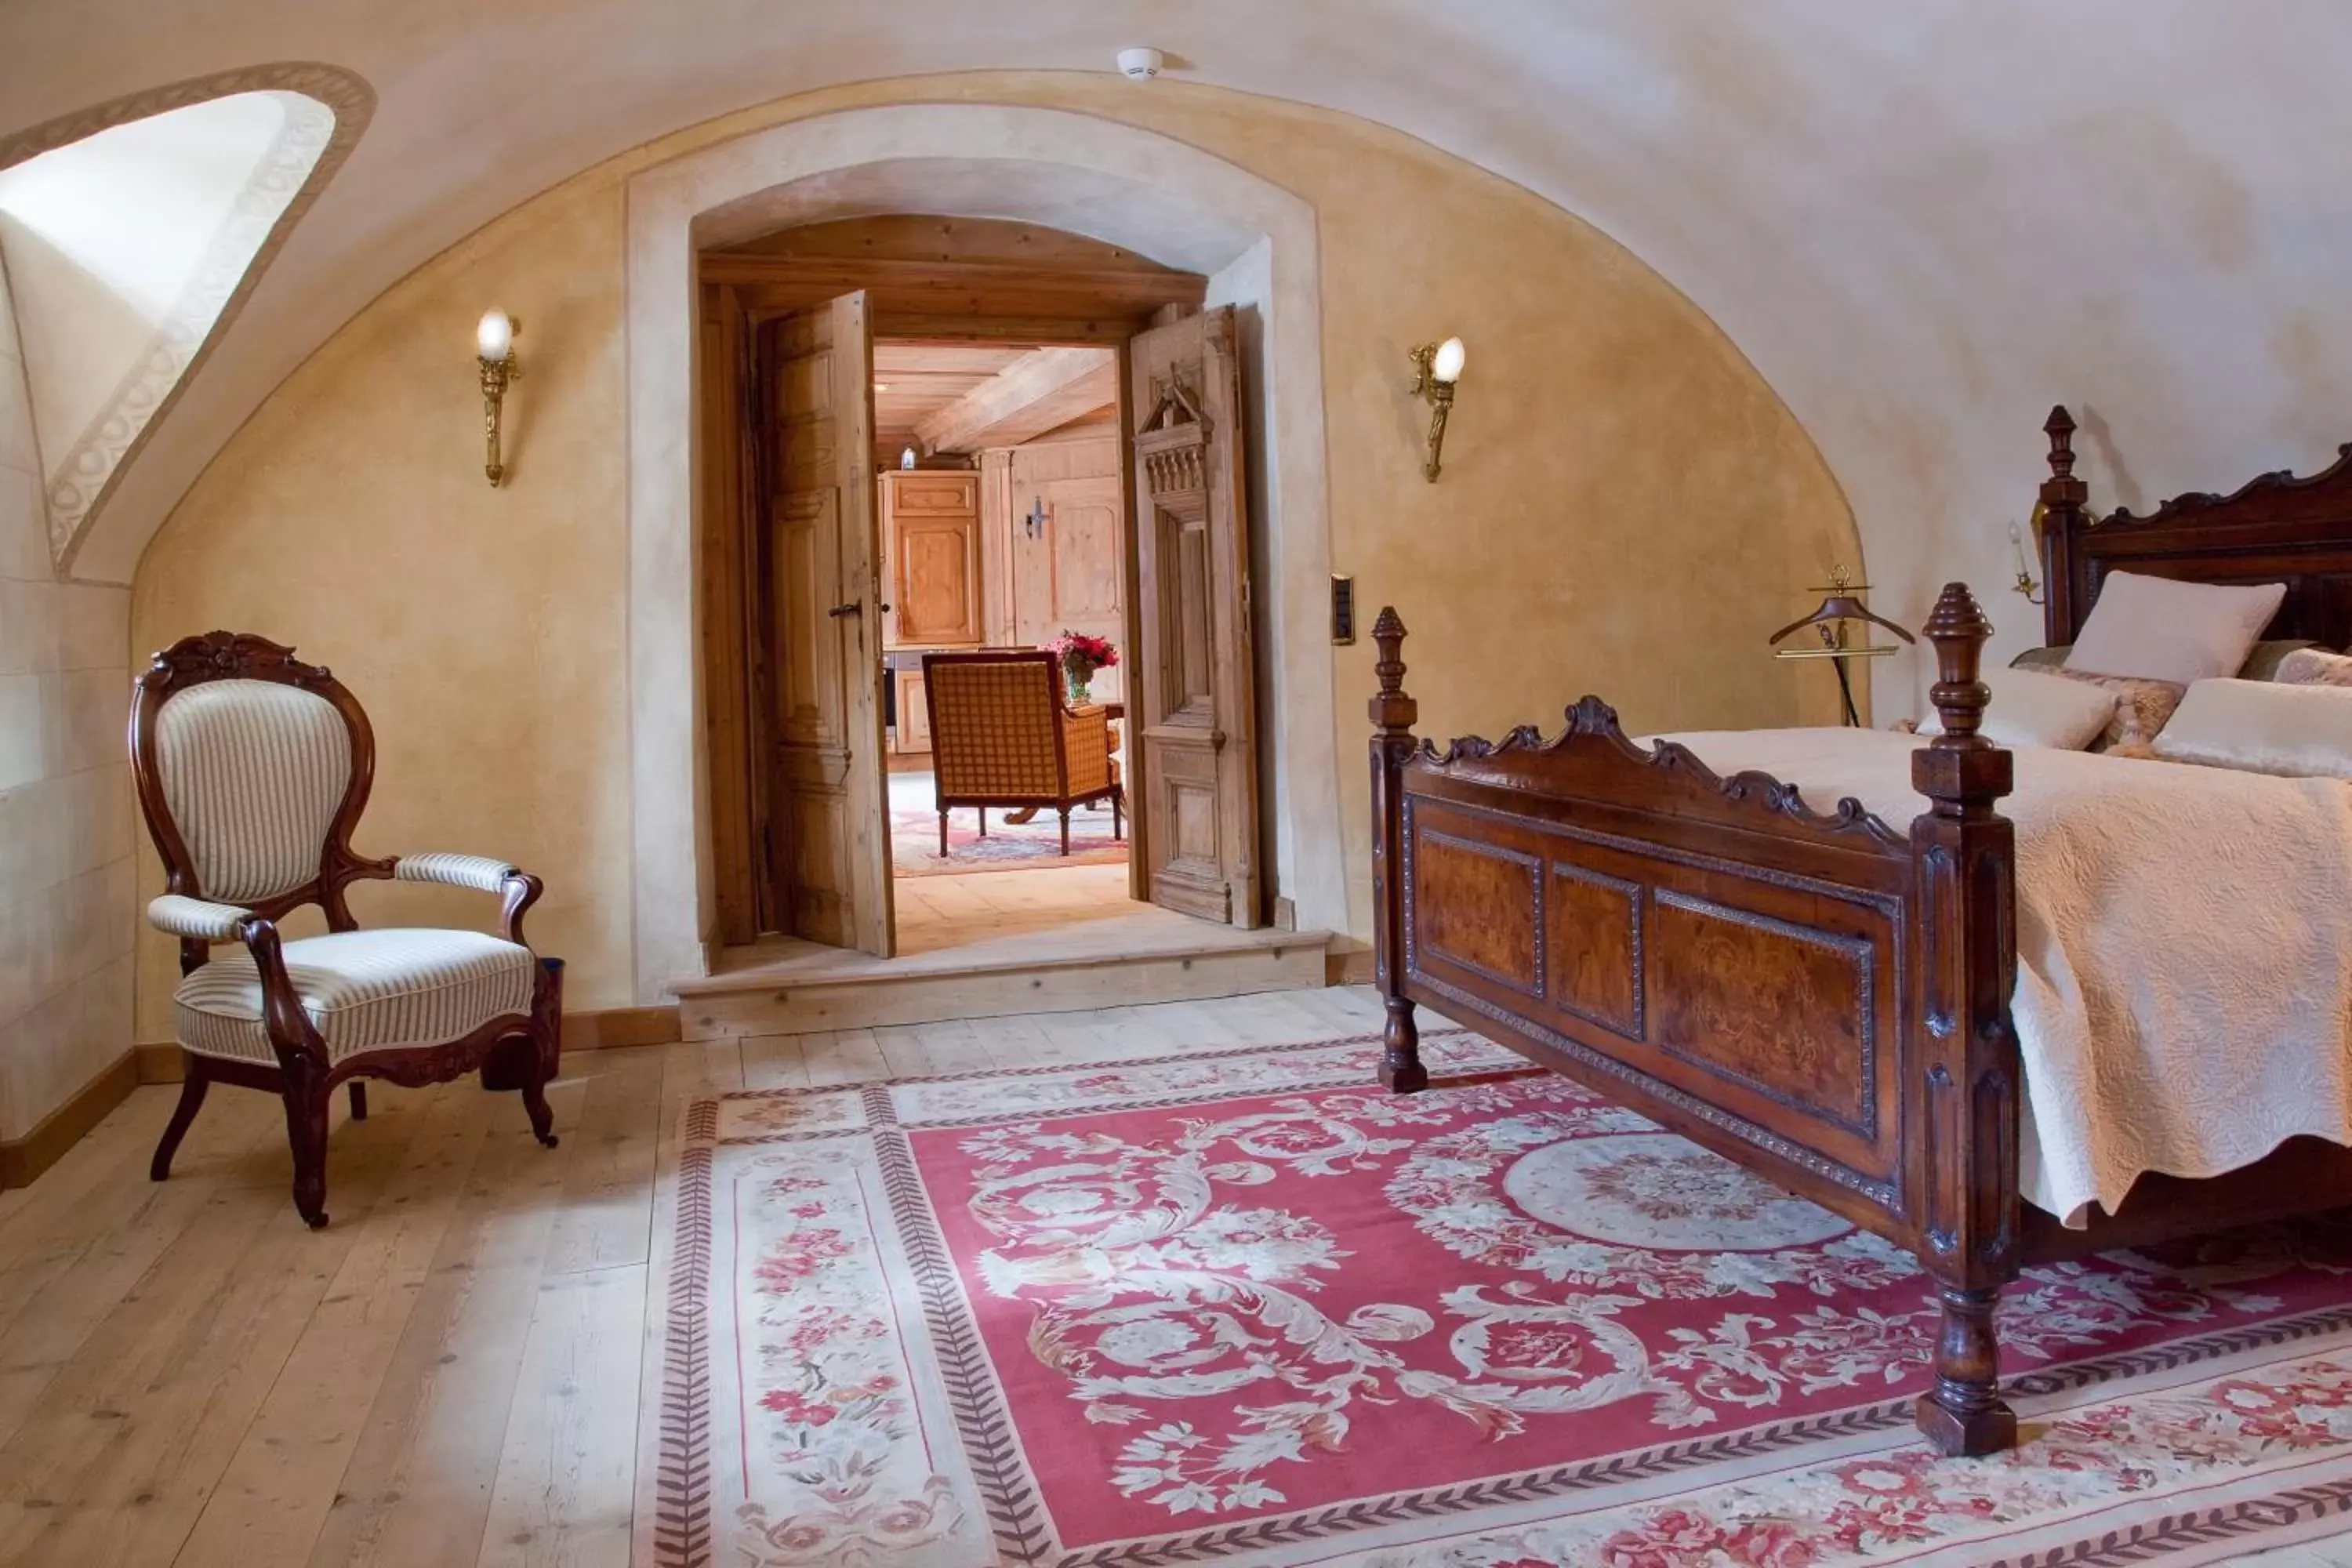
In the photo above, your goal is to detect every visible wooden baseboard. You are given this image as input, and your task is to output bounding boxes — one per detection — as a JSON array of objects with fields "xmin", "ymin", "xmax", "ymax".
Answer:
[
  {"xmin": 1325, "ymin": 944, "xmax": 1375, "ymax": 986},
  {"xmin": 134, "ymin": 1004, "xmax": 684, "ymax": 1085},
  {"xmin": 0, "ymin": 1049, "xmax": 140, "ymax": 1189}
]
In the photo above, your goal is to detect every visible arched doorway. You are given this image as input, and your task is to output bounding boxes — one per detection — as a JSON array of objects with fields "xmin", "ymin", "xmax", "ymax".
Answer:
[{"xmin": 623, "ymin": 104, "xmax": 1341, "ymax": 1003}]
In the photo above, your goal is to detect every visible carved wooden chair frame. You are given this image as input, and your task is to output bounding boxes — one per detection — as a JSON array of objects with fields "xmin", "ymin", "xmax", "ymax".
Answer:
[
  {"xmin": 920, "ymin": 648, "xmax": 1126, "ymax": 856},
  {"xmin": 130, "ymin": 631, "xmax": 558, "ymax": 1229}
]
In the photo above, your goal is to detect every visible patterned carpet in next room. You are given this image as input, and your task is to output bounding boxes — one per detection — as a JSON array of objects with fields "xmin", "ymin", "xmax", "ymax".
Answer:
[{"xmin": 890, "ymin": 768, "xmax": 1126, "ymax": 877}]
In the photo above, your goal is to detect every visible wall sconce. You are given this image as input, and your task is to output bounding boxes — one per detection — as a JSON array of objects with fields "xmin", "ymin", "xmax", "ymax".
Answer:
[
  {"xmin": 476, "ymin": 308, "xmax": 521, "ymax": 487},
  {"xmin": 2009, "ymin": 509, "xmax": 2046, "ymax": 605},
  {"xmin": 1406, "ymin": 336, "xmax": 1465, "ymax": 481}
]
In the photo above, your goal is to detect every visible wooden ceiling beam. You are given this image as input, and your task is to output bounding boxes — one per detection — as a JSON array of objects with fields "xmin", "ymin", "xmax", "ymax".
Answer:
[
  {"xmin": 736, "ymin": 293, "xmax": 1156, "ymax": 345},
  {"xmin": 697, "ymin": 252, "xmax": 1199, "ymax": 306},
  {"xmin": 914, "ymin": 347, "xmax": 1119, "ymax": 454}
]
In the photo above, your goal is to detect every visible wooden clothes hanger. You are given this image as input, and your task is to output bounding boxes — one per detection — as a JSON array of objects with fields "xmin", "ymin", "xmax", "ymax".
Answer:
[
  {"xmin": 1766, "ymin": 567, "xmax": 1915, "ymax": 728},
  {"xmin": 1767, "ymin": 568, "xmax": 1918, "ymax": 651}
]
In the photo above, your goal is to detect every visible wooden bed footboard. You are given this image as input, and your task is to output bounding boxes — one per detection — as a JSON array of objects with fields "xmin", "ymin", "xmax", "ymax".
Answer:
[{"xmin": 1368, "ymin": 584, "xmax": 2024, "ymax": 1456}]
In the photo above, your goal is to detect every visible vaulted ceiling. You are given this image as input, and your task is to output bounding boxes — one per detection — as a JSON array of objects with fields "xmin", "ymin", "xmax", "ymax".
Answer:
[{"xmin": 5, "ymin": 1, "xmax": 2349, "ymax": 613}]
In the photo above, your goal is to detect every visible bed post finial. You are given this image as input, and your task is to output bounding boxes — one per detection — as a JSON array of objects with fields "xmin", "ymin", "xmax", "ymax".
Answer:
[
  {"xmin": 2039, "ymin": 408, "xmax": 2087, "ymax": 644},
  {"xmin": 1909, "ymin": 580, "xmax": 2022, "ymax": 1457},
  {"xmin": 1922, "ymin": 582, "xmax": 1996, "ymax": 753},
  {"xmin": 2043, "ymin": 405, "xmax": 2077, "ymax": 483},
  {"xmin": 1367, "ymin": 607, "xmax": 1426, "ymax": 1094}
]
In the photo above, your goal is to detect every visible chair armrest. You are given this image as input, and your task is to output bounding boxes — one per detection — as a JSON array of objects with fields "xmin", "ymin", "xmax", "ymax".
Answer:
[
  {"xmin": 148, "ymin": 899, "xmax": 328, "ymax": 1066},
  {"xmin": 1058, "ymin": 706, "xmax": 1114, "ymax": 795},
  {"xmin": 394, "ymin": 852, "xmax": 520, "ymax": 893},
  {"xmin": 147, "ymin": 895, "xmax": 258, "ymax": 941},
  {"xmin": 395, "ymin": 853, "xmax": 544, "ymax": 947}
]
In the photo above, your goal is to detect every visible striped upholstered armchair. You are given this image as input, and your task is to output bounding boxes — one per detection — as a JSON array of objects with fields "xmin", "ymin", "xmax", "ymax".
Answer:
[
  {"xmin": 132, "ymin": 632, "xmax": 559, "ymax": 1229},
  {"xmin": 922, "ymin": 648, "xmax": 1124, "ymax": 855}
]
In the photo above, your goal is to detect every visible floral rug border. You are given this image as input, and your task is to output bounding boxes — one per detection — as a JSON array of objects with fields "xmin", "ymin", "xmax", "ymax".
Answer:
[
  {"xmin": 701, "ymin": 1028, "xmax": 1512, "ymax": 1145},
  {"xmin": 646, "ymin": 1033, "xmax": 2352, "ymax": 1567}
]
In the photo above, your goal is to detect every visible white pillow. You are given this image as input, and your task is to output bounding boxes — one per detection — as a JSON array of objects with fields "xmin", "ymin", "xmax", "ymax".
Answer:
[
  {"xmin": 2151, "ymin": 677, "xmax": 2352, "ymax": 779},
  {"xmin": 2066, "ymin": 571, "xmax": 2286, "ymax": 686},
  {"xmin": 1919, "ymin": 664, "xmax": 2119, "ymax": 750}
]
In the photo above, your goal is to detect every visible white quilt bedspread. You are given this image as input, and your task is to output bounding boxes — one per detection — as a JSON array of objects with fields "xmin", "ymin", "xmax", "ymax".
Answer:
[{"xmin": 1648, "ymin": 727, "xmax": 2352, "ymax": 1225}]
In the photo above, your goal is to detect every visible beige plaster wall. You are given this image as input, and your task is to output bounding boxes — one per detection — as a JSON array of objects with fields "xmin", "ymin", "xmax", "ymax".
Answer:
[
  {"xmin": 132, "ymin": 76, "xmax": 1854, "ymax": 1035},
  {"xmin": 0, "ymin": 255, "xmax": 136, "ymax": 1138}
]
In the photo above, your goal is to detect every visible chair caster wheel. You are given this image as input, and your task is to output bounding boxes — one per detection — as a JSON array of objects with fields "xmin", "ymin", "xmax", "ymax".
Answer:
[
  {"xmin": 536, "ymin": 1132, "xmax": 560, "ymax": 1149},
  {"xmin": 305, "ymin": 1212, "xmax": 330, "ymax": 1231}
]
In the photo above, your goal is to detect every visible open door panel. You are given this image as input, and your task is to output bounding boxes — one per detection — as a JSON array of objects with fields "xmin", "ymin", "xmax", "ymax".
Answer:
[
  {"xmin": 758, "ymin": 291, "xmax": 895, "ymax": 956},
  {"xmin": 1127, "ymin": 305, "xmax": 1262, "ymax": 927}
]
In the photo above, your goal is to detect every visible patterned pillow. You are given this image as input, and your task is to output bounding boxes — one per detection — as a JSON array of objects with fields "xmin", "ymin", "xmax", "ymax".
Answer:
[
  {"xmin": 2053, "ymin": 668, "xmax": 2187, "ymax": 750},
  {"xmin": 2275, "ymin": 647, "xmax": 2352, "ymax": 688}
]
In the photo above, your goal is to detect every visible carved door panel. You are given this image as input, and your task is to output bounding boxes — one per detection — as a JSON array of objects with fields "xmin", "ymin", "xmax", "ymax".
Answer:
[
  {"xmin": 884, "ymin": 472, "xmax": 982, "ymax": 646},
  {"xmin": 895, "ymin": 667, "xmax": 931, "ymax": 754},
  {"xmin": 1011, "ymin": 437, "xmax": 1125, "ymax": 701},
  {"xmin": 760, "ymin": 292, "xmax": 894, "ymax": 956},
  {"xmin": 1128, "ymin": 307, "xmax": 1261, "ymax": 927}
]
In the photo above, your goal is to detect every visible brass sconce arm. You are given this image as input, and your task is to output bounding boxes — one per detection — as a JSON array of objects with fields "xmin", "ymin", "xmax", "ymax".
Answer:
[
  {"xmin": 1407, "ymin": 338, "xmax": 1464, "ymax": 482},
  {"xmin": 2009, "ymin": 507, "xmax": 2047, "ymax": 605},
  {"xmin": 475, "ymin": 308, "xmax": 521, "ymax": 488},
  {"xmin": 478, "ymin": 355, "xmax": 521, "ymax": 487}
]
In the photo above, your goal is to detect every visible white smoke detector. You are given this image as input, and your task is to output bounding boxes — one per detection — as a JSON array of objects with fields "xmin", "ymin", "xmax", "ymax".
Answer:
[{"xmin": 1116, "ymin": 47, "xmax": 1164, "ymax": 80}]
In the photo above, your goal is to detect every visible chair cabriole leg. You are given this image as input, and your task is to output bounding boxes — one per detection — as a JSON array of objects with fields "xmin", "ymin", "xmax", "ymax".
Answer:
[
  {"xmin": 521, "ymin": 1068, "xmax": 558, "ymax": 1149},
  {"xmin": 281, "ymin": 1058, "xmax": 332, "ymax": 1229},
  {"xmin": 348, "ymin": 1081, "xmax": 368, "ymax": 1121},
  {"xmin": 523, "ymin": 972, "xmax": 560, "ymax": 1149},
  {"xmin": 150, "ymin": 1053, "xmax": 210, "ymax": 1181}
]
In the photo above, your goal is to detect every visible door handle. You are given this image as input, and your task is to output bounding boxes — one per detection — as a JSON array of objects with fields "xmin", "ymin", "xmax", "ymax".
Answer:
[{"xmin": 829, "ymin": 601, "xmax": 862, "ymax": 619}]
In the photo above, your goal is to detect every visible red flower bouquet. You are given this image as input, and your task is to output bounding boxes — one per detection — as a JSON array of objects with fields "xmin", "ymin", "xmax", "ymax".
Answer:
[{"xmin": 1049, "ymin": 630, "xmax": 1118, "ymax": 702}]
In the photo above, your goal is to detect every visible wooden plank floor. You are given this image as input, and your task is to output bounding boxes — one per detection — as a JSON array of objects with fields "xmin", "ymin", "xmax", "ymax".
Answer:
[{"xmin": 0, "ymin": 985, "xmax": 1390, "ymax": 1567}]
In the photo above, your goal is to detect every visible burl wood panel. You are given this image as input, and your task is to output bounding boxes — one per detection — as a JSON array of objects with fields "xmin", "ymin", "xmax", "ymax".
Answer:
[
  {"xmin": 1545, "ymin": 861, "xmax": 1642, "ymax": 1037},
  {"xmin": 1414, "ymin": 831, "xmax": 1541, "ymax": 995},
  {"xmin": 1650, "ymin": 889, "xmax": 1875, "ymax": 1139}
]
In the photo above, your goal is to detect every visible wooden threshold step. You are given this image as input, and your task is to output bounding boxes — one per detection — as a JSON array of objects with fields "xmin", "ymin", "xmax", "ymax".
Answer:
[{"xmin": 673, "ymin": 931, "xmax": 1330, "ymax": 1038}]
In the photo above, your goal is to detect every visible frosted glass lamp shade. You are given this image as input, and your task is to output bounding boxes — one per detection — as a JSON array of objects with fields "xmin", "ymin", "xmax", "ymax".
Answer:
[
  {"xmin": 476, "ymin": 309, "xmax": 515, "ymax": 362},
  {"xmin": 1431, "ymin": 336, "xmax": 1466, "ymax": 384}
]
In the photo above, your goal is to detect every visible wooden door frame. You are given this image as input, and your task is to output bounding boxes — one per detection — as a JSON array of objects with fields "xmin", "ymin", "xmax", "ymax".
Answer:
[{"xmin": 696, "ymin": 227, "xmax": 1204, "ymax": 946}]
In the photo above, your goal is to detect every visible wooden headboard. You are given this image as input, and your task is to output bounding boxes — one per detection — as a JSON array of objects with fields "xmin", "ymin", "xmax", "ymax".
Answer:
[{"xmin": 2038, "ymin": 405, "xmax": 2352, "ymax": 651}]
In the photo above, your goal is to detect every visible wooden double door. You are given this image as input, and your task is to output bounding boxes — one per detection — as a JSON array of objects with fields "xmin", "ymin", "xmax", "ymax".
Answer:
[{"xmin": 739, "ymin": 295, "xmax": 1264, "ymax": 954}]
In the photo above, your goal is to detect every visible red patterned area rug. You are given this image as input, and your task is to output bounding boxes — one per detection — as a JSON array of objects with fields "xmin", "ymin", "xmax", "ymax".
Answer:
[
  {"xmin": 639, "ymin": 1031, "xmax": 2352, "ymax": 1566},
  {"xmin": 891, "ymin": 771, "xmax": 1127, "ymax": 877}
]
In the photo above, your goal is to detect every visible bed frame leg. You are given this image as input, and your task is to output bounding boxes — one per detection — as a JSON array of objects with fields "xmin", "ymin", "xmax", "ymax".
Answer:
[
  {"xmin": 1915, "ymin": 1283, "xmax": 2016, "ymax": 1456},
  {"xmin": 1379, "ymin": 998, "xmax": 1425, "ymax": 1094}
]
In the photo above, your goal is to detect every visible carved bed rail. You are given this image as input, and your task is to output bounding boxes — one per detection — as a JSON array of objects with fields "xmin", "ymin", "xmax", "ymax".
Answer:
[{"xmin": 1368, "ymin": 584, "xmax": 2026, "ymax": 1456}]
